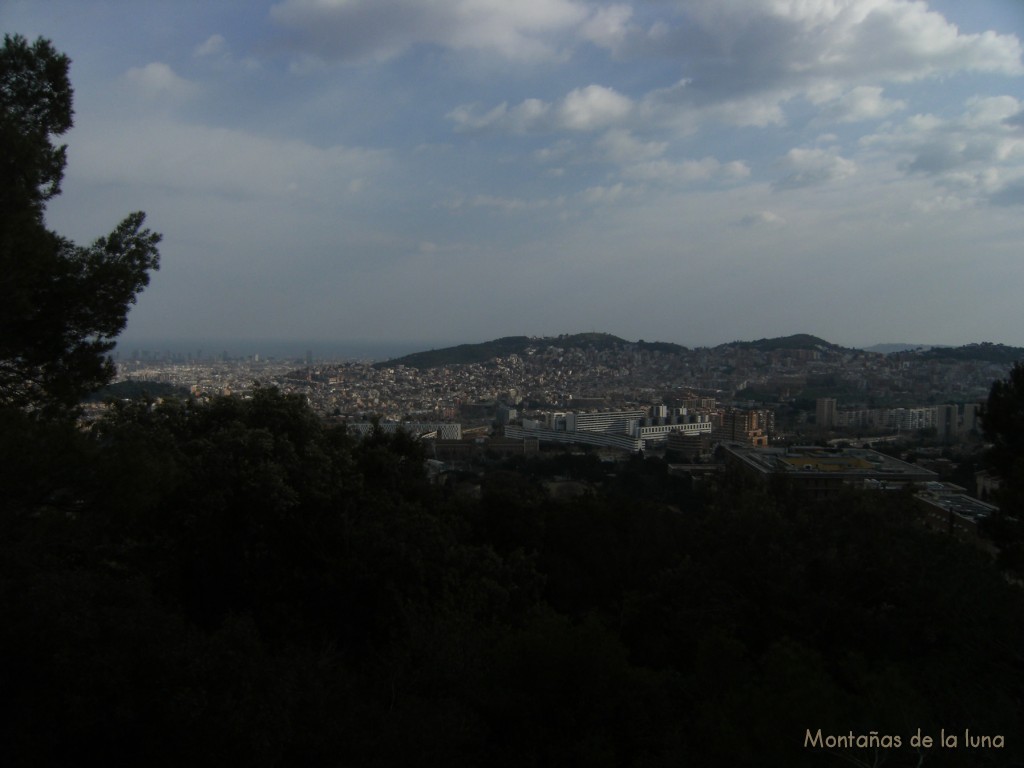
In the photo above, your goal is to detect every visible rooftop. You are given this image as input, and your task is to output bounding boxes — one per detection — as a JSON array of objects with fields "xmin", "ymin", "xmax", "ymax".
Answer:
[{"xmin": 722, "ymin": 444, "xmax": 938, "ymax": 482}]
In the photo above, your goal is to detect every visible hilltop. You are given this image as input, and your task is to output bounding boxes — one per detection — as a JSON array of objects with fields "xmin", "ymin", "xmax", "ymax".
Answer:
[
  {"xmin": 719, "ymin": 334, "xmax": 848, "ymax": 353},
  {"xmin": 374, "ymin": 333, "xmax": 1024, "ymax": 371},
  {"xmin": 373, "ymin": 332, "xmax": 687, "ymax": 370},
  {"xmin": 373, "ymin": 332, "xmax": 861, "ymax": 370},
  {"xmin": 913, "ymin": 342, "xmax": 1024, "ymax": 364}
]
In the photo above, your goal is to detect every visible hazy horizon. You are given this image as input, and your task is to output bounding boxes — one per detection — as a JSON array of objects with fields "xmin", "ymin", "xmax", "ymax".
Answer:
[
  {"xmin": 9, "ymin": 0, "xmax": 1024, "ymax": 347},
  {"xmin": 112, "ymin": 330, "xmax": 1013, "ymax": 363}
]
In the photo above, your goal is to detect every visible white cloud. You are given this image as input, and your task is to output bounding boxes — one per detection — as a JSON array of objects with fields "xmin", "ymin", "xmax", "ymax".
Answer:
[
  {"xmin": 740, "ymin": 210, "xmax": 787, "ymax": 226},
  {"xmin": 595, "ymin": 129, "xmax": 667, "ymax": 165},
  {"xmin": 824, "ymin": 85, "xmax": 906, "ymax": 122},
  {"xmin": 723, "ymin": 160, "xmax": 752, "ymax": 179},
  {"xmin": 623, "ymin": 156, "xmax": 743, "ymax": 185},
  {"xmin": 611, "ymin": 0, "xmax": 1022, "ymax": 130},
  {"xmin": 450, "ymin": 84, "xmax": 632, "ymax": 133},
  {"xmin": 194, "ymin": 34, "xmax": 226, "ymax": 58},
  {"xmin": 122, "ymin": 62, "xmax": 196, "ymax": 101},
  {"xmin": 270, "ymin": 0, "xmax": 589, "ymax": 62},
  {"xmin": 448, "ymin": 98, "xmax": 551, "ymax": 134},
  {"xmin": 558, "ymin": 85, "xmax": 633, "ymax": 130},
  {"xmin": 580, "ymin": 4, "xmax": 633, "ymax": 51},
  {"xmin": 71, "ymin": 118, "xmax": 390, "ymax": 203},
  {"xmin": 681, "ymin": 0, "xmax": 1023, "ymax": 81},
  {"xmin": 444, "ymin": 194, "xmax": 564, "ymax": 213},
  {"xmin": 591, "ymin": 128, "xmax": 750, "ymax": 187},
  {"xmin": 862, "ymin": 95, "xmax": 1024, "ymax": 205},
  {"xmin": 581, "ymin": 182, "xmax": 637, "ymax": 204},
  {"xmin": 775, "ymin": 147, "xmax": 857, "ymax": 189}
]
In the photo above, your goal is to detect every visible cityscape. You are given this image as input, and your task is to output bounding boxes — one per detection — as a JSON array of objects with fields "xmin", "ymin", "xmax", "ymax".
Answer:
[
  {"xmin": 113, "ymin": 332, "xmax": 1013, "ymax": 440},
  {"xmin": 107, "ymin": 332, "xmax": 1019, "ymax": 550}
]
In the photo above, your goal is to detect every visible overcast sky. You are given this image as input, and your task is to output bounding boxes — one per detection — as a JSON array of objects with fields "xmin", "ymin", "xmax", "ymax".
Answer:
[{"xmin": 6, "ymin": 0, "xmax": 1024, "ymax": 351}]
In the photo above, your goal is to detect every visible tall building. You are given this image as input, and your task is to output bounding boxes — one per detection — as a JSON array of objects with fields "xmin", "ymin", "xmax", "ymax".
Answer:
[
  {"xmin": 715, "ymin": 409, "xmax": 768, "ymax": 446},
  {"xmin": 935, "ymin": 404, "xmax": 958, "ymax": 442},
  {"xmin": 962, "ymin": 403, "xmax": 981, "ymax": 435},
  {"xmin": 816, "ymin": 398, "xmax": 837, "ymax": 429}
]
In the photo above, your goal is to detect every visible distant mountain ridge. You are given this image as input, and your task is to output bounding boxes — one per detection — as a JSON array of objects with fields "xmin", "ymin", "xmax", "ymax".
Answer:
[
  {"xmin": 861, "ymin": 343, "xmax": 940, "ymax": 354},
  {"xmin": 721, "ymin": 334, "xmax": 846, "ymax": 352},
  {"xmin": 373, "ymin": 332, "xmax": 685, "ymax": 369},
  {"xmin": 375, "ymin": 333, "xmax": 1024, "ymax": 369},
  {"xmin": 915, "ymin": 342, "xmax": 1024, "ymax": 364}
]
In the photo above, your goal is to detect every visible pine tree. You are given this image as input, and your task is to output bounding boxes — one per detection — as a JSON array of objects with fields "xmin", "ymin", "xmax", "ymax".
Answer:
[{"xmin": 0, "ymin": 34, "xmax": 161, "ymax": 417}]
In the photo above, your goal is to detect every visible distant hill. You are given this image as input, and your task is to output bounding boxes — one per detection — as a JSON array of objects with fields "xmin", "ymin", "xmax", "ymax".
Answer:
[
  {"xmin": 374, "ymin": 333, "xmax": 686, "ymax": 369},
  {"xmin": 861, "ymin": 343, "xmax": 938, "ymax": 354},
  {"xmin": 717, "ymin": 334, "xmax": 846, "ymax": 352},
  {"xmin": 913, "ymin": 342, "xmax": 1024, "ymax": 364},
  {"xmin": 374, "ymin": 332, "xmax": 1021, "ymax": 370}
]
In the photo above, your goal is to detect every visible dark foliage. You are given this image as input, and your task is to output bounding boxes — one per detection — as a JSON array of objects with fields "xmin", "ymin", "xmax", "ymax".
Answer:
[
  {"xmin": 374, "ymin": 332, "xmax": 687, "ymax": 370},
  {"xmin": 4, "ymin": 387, "xmax": 1024, "ymax": 767},
  {"xmin": 0, "ymin": 34, "xmax": 160, "ymax": 417},
  {"xmin": 920, "ymin": 342, "xmax": 1024, "ymax": 364},
  {"xmin": 723, "ymin": 333, "xmax": 845, "ymax": 352}
]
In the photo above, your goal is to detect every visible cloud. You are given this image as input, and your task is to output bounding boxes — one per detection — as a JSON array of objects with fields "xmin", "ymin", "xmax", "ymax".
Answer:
[
  {"xmin": 581, "ymin": 182, "xmax": 637, "ymax": 204},
  {"xmin": 194, "ymin": 34, "xmax": 226, "ymax": 58},
  {"xmin": 687, "ymin": 0, "xmax": 1022, "ymax": 83},
  {"xmin": 862, "ymin": 95, "xmax": 1024, "ymax": 203},
  {"xmin": 558, "ymin": 84, "xmax": 634, "ymax": 130},
  {"xmin": 580, "ymin": 4, "xmax": 633, "ymax": 51},
  {"xmin": 444, "ymin": 194, "xmax": 564, "ymax": 213},
  {"xmin": 600, "ymin": 0, "xmax": 1022, "ymax": 129},
  {"xmin": 622, "ymin": 156, "xmax": 749, "ymax": 185},
  {"xmin": 991, "ymin": 178, "xmax": 1024, "ymax": 206},
  {"xmin": 71, "ymin": 117, "xmax": 391, "ymax": 203},
  {"xmin": 775, "ymin": 147, "xmax": 857, "ymax": 189},
  {"xmin": 595, "ymin": 129, "xmax": 667, "ymax": 165},
  {"xmin": 269, "ymin": 0, "xmax": 588, "ymax": 62},
  {"xmin": 739, "ymin": 210, "xmax": 787, "ymax": 226},
  {"xmin": 122, "ymin": 62, "xmax": 196, "ymax": 101},
  {"xmin": 450, "ymin": 84, "xmax": 632, "ymax": 134},
  {"xmin": 821, "ymin": 85, "xmax": 906, "ymax": 122}
]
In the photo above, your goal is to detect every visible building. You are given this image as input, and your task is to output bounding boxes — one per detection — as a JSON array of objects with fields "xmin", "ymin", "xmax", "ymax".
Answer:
[
  {"xmin": 666, "ymin": 431, "xmax": 713, "ymax": 461},
  {"xmin": 506, "ymin": 405, "xmax": 712, "ymax": 452},
  {"xmin": 348, "ymin": 421, "xmax": 463, "ymax": 440},
  {"xmin": 962, "ymin": 403, "xmax": 981, "ymax": 435},
  {"xmin": 721, "ymin": 444, "xmax": 938, "ymax": 499},
  {"xmin": 975, "ymin": 469, "xmax": 1002, "ymax": 503},
  {"xmin": 915, "ymin": 482, "xmax": 999, "ymax": 549},
  {"xmin": 429, "ymin": 435, "xmax": 539, "ymax": 465},
  {"xmin": 714, "ymin": 409, "xmax": 768, "ymax": 446},
  {"xmin": 935, "ymin": 404, "xmax": 958, "ymax": 442},
  {"xmin": 816, "ymin": 398, "xmax": 837, "ymax": 429}
]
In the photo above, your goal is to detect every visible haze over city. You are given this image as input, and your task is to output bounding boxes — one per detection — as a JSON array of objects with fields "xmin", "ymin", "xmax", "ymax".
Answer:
[{"xmin": 7, "ymin": 0, "xmax": 1024, "ymax": 350}]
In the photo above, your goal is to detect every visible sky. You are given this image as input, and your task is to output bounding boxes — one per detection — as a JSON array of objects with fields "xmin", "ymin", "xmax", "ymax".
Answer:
[{"xmin": 5, "ymin": 0, "xmax": 1024, "ymax": 352}]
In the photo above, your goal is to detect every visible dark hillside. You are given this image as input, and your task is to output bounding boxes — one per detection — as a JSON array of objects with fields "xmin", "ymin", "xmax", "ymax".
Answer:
[
  {"xmin": 914, "ymin": 342, "xmax": 1024, "ymax": 364},
  {"xmin": 719, "ymin": 333, "xmax": 846, "ymax": 352},
  {"xmin": 374, "ymin": 332, "xmax": 686, "ymax": 369}
]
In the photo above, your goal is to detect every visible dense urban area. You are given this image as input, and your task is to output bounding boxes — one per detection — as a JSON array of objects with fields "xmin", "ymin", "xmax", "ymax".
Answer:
[
  {"xmin": 108, "ymin": 332, "xmax": 1021, "ymax": 549},
  {"xmin": 111, "ymin": 332, "xmax": 1012, "ymax": 452}
]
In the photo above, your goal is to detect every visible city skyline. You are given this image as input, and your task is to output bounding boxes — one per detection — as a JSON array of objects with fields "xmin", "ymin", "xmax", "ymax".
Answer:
[{"xmin": 7, "ymin": 0, "xmax": 1024, "ymax": 349}]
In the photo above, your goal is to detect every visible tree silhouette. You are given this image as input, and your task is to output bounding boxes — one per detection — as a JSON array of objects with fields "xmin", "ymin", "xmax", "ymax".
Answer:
[{"xmin": 0, "ymin": 34, "xmax": 160, "ymax": 417}]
